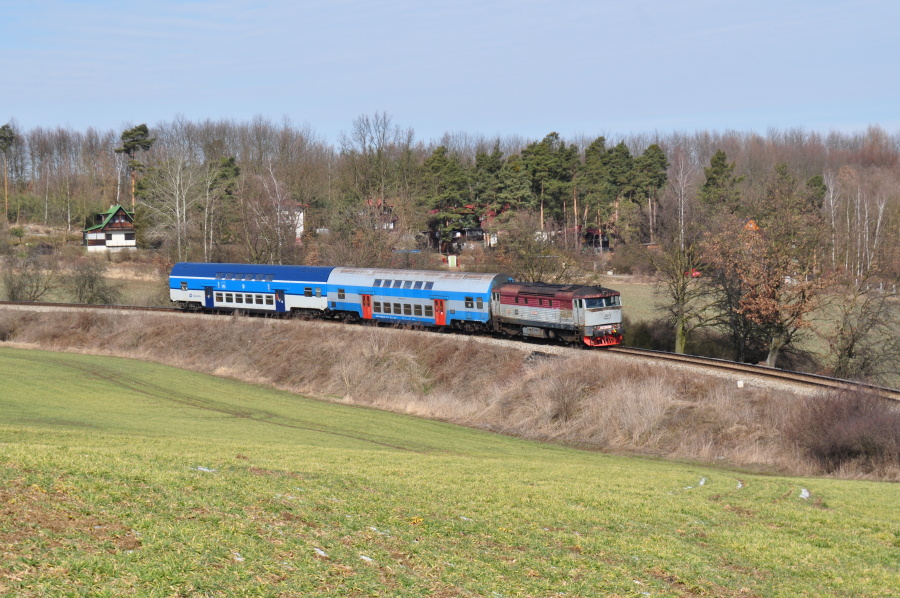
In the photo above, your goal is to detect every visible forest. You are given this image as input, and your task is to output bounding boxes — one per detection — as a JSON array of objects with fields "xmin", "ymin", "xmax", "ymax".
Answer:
[{"xmin": 0, "ymin": 114, "xmax": 898, "ymax": 383}]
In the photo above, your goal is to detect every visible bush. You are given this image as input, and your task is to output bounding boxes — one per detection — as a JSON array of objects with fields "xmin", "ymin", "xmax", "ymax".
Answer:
[
  {"xmin": 65, "ymin": 258, "xmax": 122, "ymax": 304},
  {"xmin": 786, "ymin": 389, "xmax": 900, "ymax": 473},
  {"xmin": 622, "ymin": 316, "xmax": 674, "ymax": 351},
  {"xmin": 606, "ymin": 243, "xmax": 653, "ymax": 276}
]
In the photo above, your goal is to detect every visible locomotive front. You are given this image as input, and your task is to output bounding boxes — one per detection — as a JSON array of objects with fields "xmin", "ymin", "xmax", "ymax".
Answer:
[{"xmin": 576, "ymin": 289, "xmax": 623, "ymax": 347}]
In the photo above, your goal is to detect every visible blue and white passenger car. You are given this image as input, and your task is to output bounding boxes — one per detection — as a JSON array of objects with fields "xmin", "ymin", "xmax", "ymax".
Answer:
[
  {"xmin": 326, "ymin": 267, "xmax": 513, "ymax": 329},
  {"xmin": 169, "ymin": 262, "xmax": 335, "ymax": 314}
]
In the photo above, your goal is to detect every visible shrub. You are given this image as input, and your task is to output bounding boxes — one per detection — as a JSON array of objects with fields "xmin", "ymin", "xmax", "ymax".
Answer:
[
  {"xmin": 622, "ymin": 316, "xmax": 674, "ymax": 351},
  {"xmin": 785, "ymin": 389, "xmax": 900, "ymax": 473}
]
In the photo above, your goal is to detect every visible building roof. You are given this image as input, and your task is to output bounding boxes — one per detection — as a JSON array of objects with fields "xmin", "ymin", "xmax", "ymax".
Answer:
[{"xmin": 83, "ymin": 205, "xmax": 135, "ymax": 233}]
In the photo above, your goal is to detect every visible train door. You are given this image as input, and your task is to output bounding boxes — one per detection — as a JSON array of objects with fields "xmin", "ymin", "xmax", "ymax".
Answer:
[
  {"xmin": 361, "ymin": 294, "xmax": 372, "ymax": 319},
  {"xmin": 433, "ymin": 299, "xmax": 446, "ymax": 326},
  {"xmin": 204, "ymin": 286, "xmax": 214, "ymax": 309},
  {"xmin": 274, "ymin": 289, "xmax": 286, "ymax": 312}
]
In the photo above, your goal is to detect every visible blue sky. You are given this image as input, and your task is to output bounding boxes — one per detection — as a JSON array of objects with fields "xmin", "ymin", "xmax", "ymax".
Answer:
[{"xmin": 2, "ymin": 0, "xmax": 898, "ymax": 144}]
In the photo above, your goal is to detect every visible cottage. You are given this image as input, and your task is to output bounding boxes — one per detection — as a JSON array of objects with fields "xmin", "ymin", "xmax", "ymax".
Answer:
[{"xmin": 83, "ymin": 205, "xmax": 136, "ymax": 252}]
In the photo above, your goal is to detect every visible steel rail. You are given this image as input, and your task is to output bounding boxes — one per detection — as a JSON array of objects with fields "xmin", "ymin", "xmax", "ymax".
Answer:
[{"xmin": 607, "ymin": 346, "xmax": 900, "ymax": 402}]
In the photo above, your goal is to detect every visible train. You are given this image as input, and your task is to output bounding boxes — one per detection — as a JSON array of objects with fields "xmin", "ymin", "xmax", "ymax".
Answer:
[{"xmin": 169, "ymin": 262, "xmax": 623, "ymax": 347}]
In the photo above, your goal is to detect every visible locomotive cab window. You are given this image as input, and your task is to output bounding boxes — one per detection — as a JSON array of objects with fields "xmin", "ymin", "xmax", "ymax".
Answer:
[{"xmin": 464, "ymin": 297, "xmax": 474, "ymax": 308}]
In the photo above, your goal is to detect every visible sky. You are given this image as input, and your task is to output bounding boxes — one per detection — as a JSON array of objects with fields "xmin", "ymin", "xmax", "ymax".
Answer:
[{"xmin": 2, "ymin": 0, "xmax": 899, "ymax": 145}]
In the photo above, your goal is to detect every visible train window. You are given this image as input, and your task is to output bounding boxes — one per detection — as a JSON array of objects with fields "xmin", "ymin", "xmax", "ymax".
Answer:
[
  {"xmin": 256, "ymin": 274, "xmax": 265, "ymax": 281},
  {"xmin": 266, "ymin": 275, "xmax": 274, "ymax": 282},
  {"xmin": 180, "ymin": 282, "xmax": 188, "ymax": 291},
  {"xmin": 265, "ymin": 295, "xmax": 274, "ymax": 305},
  {"xmin": 403, "ymin": 280, "xmax": 412, "ymax": 289},
  {"xmin": 383, "ymin": 279, "xmax": 392, "ymax": 288},
  {"xmin": 383, "ymin": 303, "xmax": 391, "ymax": 314},
  {"xmin": 255, "ymin": 295, "xmax": 264, "ymax": 305},
  {"xmin": 338, "ymin": 289, "xmax": 345, "ymax": 299},
  {"xmin": 413, "ymin": 281, "xmax": 423, "ymax": 289},
  {"xmin": 424, "ymin": 305, "xmax": 433, "ymax": 318},
  {"xmin": 403, "ymin": 304, "xmax": 412, "ymax": 315},
  {"xmin": 414, "ymin": 304, "xmax": 422, "ymax": 316},
  {"xmin": 393, "ymin": 303, "xmax": 401, "ymax": 314},
  {"xmin": 374, "ymin": 279, "xmax": 382, "ymax": 287},
  {"xmin": 464, "ymin": 297, "xmax": 474, "ymax": 308},
  {"xmin": 315, "ymin": 288, "xmax": 322, "ymax": 297},
  {"xmin": 477, "ymin": 298, "xmax": 483, "ymax": 309},
  {"xmin": 216, "ymin": 273, "xmax": 224, "ymax": 280},
  {"xmin": 424, "ymin": 282, "xmax": 434, "ymax": 290},
  {"xmin": 393, "ymin": 280, "xmax": 403, "ymax": 288},
  {"xmin": 373, "ymin": 301, "xmax": 382, "ymax": 313},
  {"xmin": 304, "ymin": 287, "xmax": 313, "ymax": 297},
  {"xmin": 225, "ymin": 293, "xmax": 233, "ymax": 302},
  {"xmin": 215, "ymin": 293, "xmax": 223, "ymax": 302},
  {"xmin": 226, "ymin": 273, "xmax": 235, "ymax": 280},
  {"xmin": 235, "ymin": 294, "xmax": 243, "ymax": 303}
]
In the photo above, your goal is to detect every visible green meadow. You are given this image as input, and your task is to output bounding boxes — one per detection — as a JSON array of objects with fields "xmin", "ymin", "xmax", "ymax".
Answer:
[{"xmin": 1, "ymin": 347, "xmax": 897, "ymax": 597}]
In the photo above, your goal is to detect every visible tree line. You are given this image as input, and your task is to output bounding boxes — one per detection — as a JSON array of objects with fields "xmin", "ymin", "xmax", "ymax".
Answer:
[{"xmin": 1, "ymin": 115, "xmax": 898, "ymax": 382}]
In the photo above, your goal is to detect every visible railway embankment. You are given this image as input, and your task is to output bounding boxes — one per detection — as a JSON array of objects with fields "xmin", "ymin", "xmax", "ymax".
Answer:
[{"xmin": 2, "ymin": 305, "xmax": 899, "ymax": 480}]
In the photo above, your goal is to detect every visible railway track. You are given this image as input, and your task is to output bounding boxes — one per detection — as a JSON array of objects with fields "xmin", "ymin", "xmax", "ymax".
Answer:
[
  {"xmin": 3, "ymin": 300, "xmax": 899, "ymax": 402},
  {"xmin": 607, "ymin": 346, "xmax": 900, "ymax": 402}
]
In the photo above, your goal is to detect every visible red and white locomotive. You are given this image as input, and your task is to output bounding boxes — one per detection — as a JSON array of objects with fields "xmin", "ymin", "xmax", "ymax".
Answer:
[{"xmin": 491, "ymin": 282, "xmax": 623, "ymax": 347}]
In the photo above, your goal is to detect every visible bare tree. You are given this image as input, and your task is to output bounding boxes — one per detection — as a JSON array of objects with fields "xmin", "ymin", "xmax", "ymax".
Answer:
[
  {"xmin": 493, "ymin": 211, "xmax": 580, "ymax": 283},
  {"xmin": 236, "ymin": 165, "xmax": 303, "ymax": 264},
  {"xmin": 65, "ymin": 257, "xmax": 122, "ymax": 304},
  {"xmin": 3, "ymin": 254, "xmax": 58, "ymax": 301},
  {"xmin": 139, "ymin": 119, "xmax": 204, "ymax": 261}
]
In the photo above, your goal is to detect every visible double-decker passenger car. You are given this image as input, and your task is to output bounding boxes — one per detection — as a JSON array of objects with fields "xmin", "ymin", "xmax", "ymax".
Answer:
[
  {"xmin": 326, "ymin": 267, "xmax": 512, "ymax": 330},
  {"xmin": 169, "ymin": 262, "xmax": 335, "ymax": 315}
]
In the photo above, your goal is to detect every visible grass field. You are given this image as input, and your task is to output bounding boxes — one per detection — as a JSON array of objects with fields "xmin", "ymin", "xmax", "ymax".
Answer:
[{"xmin": 1, "ymin": 346, "xmax": 898, "ymax": 597}]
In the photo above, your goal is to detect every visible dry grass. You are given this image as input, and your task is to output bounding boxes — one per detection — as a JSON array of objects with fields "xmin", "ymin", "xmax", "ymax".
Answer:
[{"xmin": 3, "ymin": 307, "xmax": 898, "ymax": 480}]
